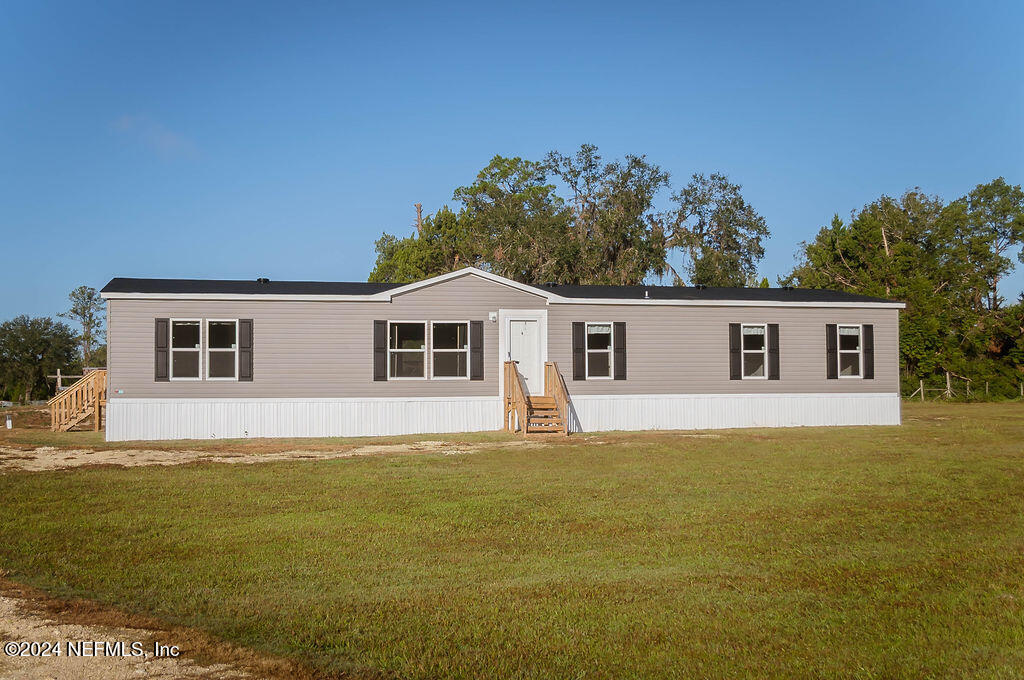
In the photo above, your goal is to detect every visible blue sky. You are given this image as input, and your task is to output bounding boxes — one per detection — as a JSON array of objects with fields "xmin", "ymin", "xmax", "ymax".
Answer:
[{"xmin": 2, "ymin": 0, "xmax": 1022, "ymax": 321}]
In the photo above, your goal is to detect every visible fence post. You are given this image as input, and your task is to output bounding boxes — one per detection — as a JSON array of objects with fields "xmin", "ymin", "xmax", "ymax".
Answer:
[
  {"xmin": 920, "ymin": 379, "xmax": 925, "ymax": 402},
  {"xmin": 985, "ymin": 381, "xmax": 989, "ymax": 396},
  {"xmin": 945, "ymin": 371, "xmax": 952, "ymax": 399}
]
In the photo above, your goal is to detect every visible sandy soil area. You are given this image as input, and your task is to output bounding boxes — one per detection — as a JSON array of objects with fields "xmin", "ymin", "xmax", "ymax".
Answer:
[
  {"xmin": 0, "ymin": 589, "xmax": 252, "ymax": 679},
  {"xmin": 0, "ymin": 439, "xmax": 549, "ymax": 473}
]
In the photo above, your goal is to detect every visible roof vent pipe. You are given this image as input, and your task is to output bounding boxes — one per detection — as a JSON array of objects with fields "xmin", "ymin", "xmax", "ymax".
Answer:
[{"xmin": 257, "ymin": 277, "xmax": 270, "ymax": 284}]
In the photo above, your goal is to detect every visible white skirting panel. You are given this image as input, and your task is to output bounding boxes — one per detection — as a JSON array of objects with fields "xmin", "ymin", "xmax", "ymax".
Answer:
[
  {"xmin": 107, "ymin": 392, "xmax": 901, "ymax": 441},
  {"xmin": 106, "ymin": 397, "xmax": 503, "ymax": 441},
  {"xmin": 565, "ymin": 392, "xmax": 901, "ymax": 433}
]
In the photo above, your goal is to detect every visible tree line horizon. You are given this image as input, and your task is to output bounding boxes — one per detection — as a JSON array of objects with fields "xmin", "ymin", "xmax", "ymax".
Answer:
[{"xmin": 370, "ymin": 144, "xmax": 1024, "ymax": 395}]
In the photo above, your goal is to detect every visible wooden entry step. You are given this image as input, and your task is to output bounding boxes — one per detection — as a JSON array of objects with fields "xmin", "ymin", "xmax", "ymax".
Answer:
[
  {"xmin": 525, "ymin": 396, "xmax": 564, "ymax": 433},
  {"xmin": 504, "ymin": 361, "xmax": 570, "ymax": 437}
]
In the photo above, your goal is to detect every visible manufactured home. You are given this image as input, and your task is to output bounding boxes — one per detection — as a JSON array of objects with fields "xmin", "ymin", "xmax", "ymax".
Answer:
[{"xmin": 88, "ymin": 267, "xmax": 903, "ymax": 441}]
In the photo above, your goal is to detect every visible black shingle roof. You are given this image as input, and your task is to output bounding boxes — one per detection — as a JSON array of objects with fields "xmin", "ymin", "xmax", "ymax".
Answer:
[
  {"xmin": 101, "ymin": 278, "xmax": 402, "ymax": 296},
  {"xmin": 538, "ymin": 283, "xmax": 897, "ymax": 304},
  {"xmin": 101, "ymin": 276, "xmax": 899, "ymax": 304}
]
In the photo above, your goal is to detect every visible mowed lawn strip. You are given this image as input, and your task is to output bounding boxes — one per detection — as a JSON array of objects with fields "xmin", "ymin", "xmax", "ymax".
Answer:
[{"xmin": 1, "ymin": 403, "xmax": 1022, "ymax": 679}]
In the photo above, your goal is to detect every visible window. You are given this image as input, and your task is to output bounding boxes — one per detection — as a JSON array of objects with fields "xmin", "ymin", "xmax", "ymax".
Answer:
[
  {"xmin": 170, "ymin": 320, "xmax": 201, "ymax": 379},
  {"xmin": 585, "ymin": 323, "xmax": 612, "ymax": 378},
  {"xmin": 389, "ymin": 322, "xmax": 426, "ymax": 378},
  {"xmin": 742, "ymin": 324, "xmax": 767, "ymax": 378},
  {"xmin": 838, "ymin": 325, "xmax": 861, "ymax": 377},
  {"xmin": 207, "ymin": 320, "xmax": 238, "ymax": 380},
  {"xmin": 431, "ymin": 322, "xmax": 468, "ymax": 378}
]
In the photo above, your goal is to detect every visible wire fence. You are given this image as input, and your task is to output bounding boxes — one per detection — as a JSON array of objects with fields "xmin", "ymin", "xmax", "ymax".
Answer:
[{"xmin": 903, "ymin": 372, "xmax": 1024, "ymax": 402}]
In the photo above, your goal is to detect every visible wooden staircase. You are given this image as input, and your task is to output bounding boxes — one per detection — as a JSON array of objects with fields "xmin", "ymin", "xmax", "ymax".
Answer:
[
  {"xmin": 504, "ymin": 361, "xmax": 571, "ymax": 436},
  {"xmin": 48, "ymin": 369, "xmax": 107, "ymax": 432},
  {"xmin": 523, "ymin": 395, "xmax": 564, "ymax": 433}
]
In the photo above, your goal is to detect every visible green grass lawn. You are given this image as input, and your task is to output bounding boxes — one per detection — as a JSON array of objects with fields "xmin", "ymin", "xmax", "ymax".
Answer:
[{"xmin": 1, "ymin": 402, "xmax": 1022, "ymax": 678}]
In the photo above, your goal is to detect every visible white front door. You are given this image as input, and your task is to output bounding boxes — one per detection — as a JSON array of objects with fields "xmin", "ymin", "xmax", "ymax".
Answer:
[{"xmin": 508, "ymin": 319, "xmax": 542, "ymax": 395}]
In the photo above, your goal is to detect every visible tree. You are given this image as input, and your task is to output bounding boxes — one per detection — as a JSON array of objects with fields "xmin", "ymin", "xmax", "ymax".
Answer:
[
  {"xmin": 959, "ymin": 177, "xmax": 1024, "ymax": 310},
  {"xmin": 454, "ymin": 155, "xmax": 573, "ymax": 284},
  {"xmin": 369, "ymin": 147, "xmax": 768, "ymax": 288},
  {"xmin": 0, "ymin": 316, "xmax": 78, "ymax": 403},
  {"xmin": 783, "ymin": 186, "xmax": 1021, "ymax": 384},
  {"xmin": 668, "ymin": 173, "xmax": 769, "ymax": 286},
  {"xmin": 544, "ymin": 144, "xmax": 670, "ymax": 284},
  {"xmin": 371, "ymin": 156, "xmax": 575, "ymax": 285},
  {"xmin": 368, "ymin": 207, "xmax": 476, "ymax": 283},
  {"xmin": 90, "ymin": 344, "xmax": 108, "ymax": 369},
  {"xmin": 60, "ymin": 285, "xmax": 106, "ymax": 366}
]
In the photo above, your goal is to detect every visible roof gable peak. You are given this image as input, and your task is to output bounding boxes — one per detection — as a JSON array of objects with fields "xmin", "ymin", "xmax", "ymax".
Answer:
[{"xmin": 385, "ymin": 267, "xmax": 552, "ymax": 300}]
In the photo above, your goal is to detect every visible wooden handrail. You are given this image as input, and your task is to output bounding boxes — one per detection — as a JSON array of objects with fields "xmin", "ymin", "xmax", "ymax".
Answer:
[
  {"xmin": 503, "ymin": 361, "xmax": 530, "ymax": 434},
  {"xmin": 544, "ymin": 362, "xmax": 571, "ymax": 435},
  {"xmin": 48, "ymin": 369, "xmax": 107, "ymax": 432}
]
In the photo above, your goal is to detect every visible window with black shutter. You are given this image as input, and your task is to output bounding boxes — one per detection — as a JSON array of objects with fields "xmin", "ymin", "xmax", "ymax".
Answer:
[
  {"xmin": 373, "ymin": 320, "xmax": 387, "ymax": 381},
  {"xmin": 206, "ymin": 320, "xmax": 239, "ymax": 380},
  {"xmin": 469, "ymin": 320, "xmax": 484, "ymax": 381},
  {"xmin": 238, "ymin": 319, "xmax": 254, "ymax": 381},
  {"xmin": 572, "ymin": 322, "xmax": 585, "ymax": 380},
  {"xmin": 169, "ymin": 320, "xmax": 201, "ymax": 380},
  {"xmin": 825, "ymin": 324, "xmax": 838, "ymax": 379},
  {"xmin": 740, "ymin": 324, "xmax": 767, "ymax": 378},
  {"xmin": 728, "ymin": 323, "xmax": 742, "ymax": 380},
  {"xmin": 431, "ymin": 322, "xmax": 469, "ymax": 378},
  {"xmin": 613, "ymin": 322, "xmax": 626, "ymax": 380},
  {"xmin": 837, "ymin": 325, "xmax": 862, "ymax": 377},
  {"xmin": 767, "ymin": 323, "xmax": 780, "ymax": 380},
  {"xmin": 154, "ymin": 318, "xmax": 169, "ymax": 382},
  {"xmin": 862, "ymin": 324, "xmax": 874, "ymax": 379}
]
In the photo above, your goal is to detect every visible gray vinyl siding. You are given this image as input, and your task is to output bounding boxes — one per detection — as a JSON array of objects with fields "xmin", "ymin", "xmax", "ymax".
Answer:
[
  {"xmin": 107, "ymin": 275, "xmax": 545, "ymax": 399},
  {"xmin": 107, "ymin": 273, "xmax": 900, "ymax": 400},
  {"xmin": 548, "ymin": 304, "xmax": 899, "ymax": 394}
]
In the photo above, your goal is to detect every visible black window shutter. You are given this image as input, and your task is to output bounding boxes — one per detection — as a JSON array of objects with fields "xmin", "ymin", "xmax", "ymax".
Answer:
[
  {"xmin": 613, "ymin": 322, "xmax": 626, "ymax": 380},
  {"xmin": 862, "ymin": 324, "xmax": 874, "ymax": 379},
  {"xmin": 238, "ymin": 319, "xmax": 254, "ymax": 381},
  {"xmin": 373, "ymin": 320, "xmax": 387, "ymax": 381},
  {"xmin": 154, "ymin": 318, "xmax": 169, "ymax": 382},
  {"xmin": 826, "ymin": 324, "xmax": 838, "ymax": 379},
  {"xmin": 572, "ymin": 322, "xmax": 585, "ymax": 380},
  {"xmin": 767, "ymin": 323, "xmax": 780, "ymax": 380},
  {"xmin": 469, "ymin": 320, "xmax": 484, "ymax": 380},
  {"xmin": 729, "ymin": 323, "xmax": 741, "ymax": 380}
]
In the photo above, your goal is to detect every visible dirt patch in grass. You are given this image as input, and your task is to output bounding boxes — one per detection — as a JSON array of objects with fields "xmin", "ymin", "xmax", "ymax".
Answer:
[
  {"xmin": 0, "ymin": 439, "xmax": 551, "ymax": 473},
  {"xmin": 0, "ymin": 578, "xmax": 325, "ymax": 680},
  {"xmin": 0, "ymin": 407, "xmax": 50, "ymax": 431}
]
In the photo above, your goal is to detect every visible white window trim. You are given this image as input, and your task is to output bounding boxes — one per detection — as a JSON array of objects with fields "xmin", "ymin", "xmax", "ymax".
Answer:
[
  {"xmin": 585, "ymin": 321, "xmax": 614, "ymax": 380},
  {"xmin": 837, "ymin": 323, "xmax": 863, "ymax": 379},
  {"xmin": 388, "ymin": 320, "xmax": 428, "ymax": 380},
  {"xmin": 205, "ymin": 319, "xmax": 239, "ymax": 381},
  {"xmin": 169, "ymin": 318, "xmax": 202, "ymax": 381},
  {"xmin": 429, "ymin": 320, "xmax": 471, "ymax": 380},
  {"xmin": 740, "ymin": 322, "xmax": 769, "ymax": 380}
]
